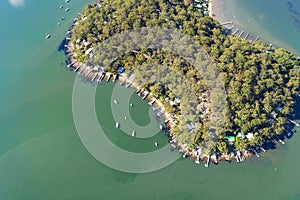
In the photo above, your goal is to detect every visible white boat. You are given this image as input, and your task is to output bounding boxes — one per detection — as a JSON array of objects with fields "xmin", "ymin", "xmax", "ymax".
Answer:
[
  {"xmin": 45, "ymin": 34, "xmax": 51, "ymax": 39},
  {"xmin": 65, "ymin": 8, "xmax": 70, "ymax": 12},
  {"xmin": 115, "ymin": 122, "xmax": 120, "ymax": 128},
  {"xmin": 154, "ymin": 142, "xmax": 158, "ymax": 147},
  {"xmin": 159, "ymin": 124, "xmax": 163, "ymax": 130},
  {"xmin": 65, "ymin": 0, "xmax": 70, "ymax": 3},
  {"xmin": 132, "ymin": 130, "xmax": 136, "ymax": 137},
  {"xmin": 113, "ymin": 100, "xmax": 118, "ymax": 104},
  {"xmin": 59, "ymin": 5, "xmax": 63, "ymax": 9}
]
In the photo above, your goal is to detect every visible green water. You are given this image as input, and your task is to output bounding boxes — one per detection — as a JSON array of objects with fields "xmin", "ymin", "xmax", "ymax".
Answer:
[{"xmin": 0, "ymin": 0, "xmax": 299, "ymax": 199}]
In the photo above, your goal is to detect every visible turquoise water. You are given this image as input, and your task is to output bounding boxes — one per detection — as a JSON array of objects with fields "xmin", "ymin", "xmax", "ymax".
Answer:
[{"xmin": 0, "ymin": 0, "xmax": 299, "ymax": 199}]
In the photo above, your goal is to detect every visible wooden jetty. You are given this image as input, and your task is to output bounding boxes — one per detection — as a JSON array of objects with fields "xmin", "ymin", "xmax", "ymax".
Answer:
[
  {"xmin": 148, "ymin": 99, "xmax": 156, "ymax": 106},
  {"xmin": 78, "ymin": 66, "xmax": 86, "ymax": 75},
  {"xmin": 244, "ymin": 33, "xmax": 250, "ymax": 40},
  {"xmin": 254, "ymin": 36, "xmax": 260, "ymax": 42},
  {"xmin": 98, "ymin": 73, "xmax": 105, "ymax": 82},
  {"xmin": 287, "ymin": 118, "xmax": 299, "ymax": 126},
  {"xmin": 97, "ymin": 72, "xmax": 103, "ymax": 82},
  {"xmin": 142, "ymin": 91, "xmax": 149, "ymax": 100},
  {"xmin": 182, "ymin": 151, "xmax": 189, "ymax": 158},
  {"xmin": 106, "ymin": 73, "xmax": 112, "ymax": 82},
  {"xmin": 112, "ymin": 74, "xmax": 117, "ymax": 82},
  {"xmin": 157, "ymin": 109, "xmax": 165, "ymax": 116},
  {"xmin": 137, "ymin": 88, "xmax": 144, "ymax": 96},
  {"xmin": 91, "ymin": 73, "xmax": 98, "ymax": 82},
  {"xmin": 221, "ymin": 21, "xmax": 232, "ymax": 26},
  {"xmin": 67, "ymin": 60, "xmax": 76, "ymax": 68},
  {"xmin": 239, "ymin": 30, "xmax": 244, "ymax": 37},
  {"xmin": 153, "ymin": 105, "xmax": 162, "ymax": 111},
  {"xmin": 85, "ymin": 69, "xmax": 92, "ymax": 77},
  {"xmin": 74, "ymin": 64, "xmax": 81, "ymax": 72},
  {"xmin": 212, "ymin": 153, "xmax": 218, "ymax": 164},
  {"xmin": 195, "ymin": 155, "xmax": 200, "ymax": 164},
  {"xmin": 125, "ymin": 81, "xmax": 132, "ymax": 88},
  {"xmin": 204, "ymin": 155, "xmax": 210, "ymax": 168},
  {"xmin": 232, "ymin": 28, "xmax": 239, "ymax": 36},
  {"xmin": 120, "ymin": 78, "xmax": 126, "ymax": 85}
]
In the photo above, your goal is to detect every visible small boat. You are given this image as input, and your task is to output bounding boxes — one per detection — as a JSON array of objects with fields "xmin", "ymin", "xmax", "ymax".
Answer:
[
  {"xmin": 45, "ymin": 34, "xmax": 51, "ymax": 39},
  {"xmin": 132, "ymin": 130, "xmax": 136, "ymax": 137},
  {"xmin": 159, "ymin": 124, "xmax": 163, "ymax": 130},
  {"xmin": 61, "ymin": 17, "xmax": 65, "ymax": 20},
  {"xmin": 65, "ymin": 0, "xmax": 70, "ymax": 3},
  {"xmin": 124, "ymin": 116, "xmax": 127, "ymax": 120},
  {"xmin": 115, "ymin": 122, "xmax": 120, "ymax": 128},
  {"xmin": 113, "ymin": 100, "xmax": 118, "ymax": 104},
  {"xmin": 130, "ymin": 103, "xmax": 133, "ymax": 107},
  {"xmin": 59, "ymin": 5, "xmax": 63, "ymax": 9},
  {"xmin": 65, "ymin": 8, "xmax": 70, "ymax": 12},
  {"xmin": 154, "ymin": 142, "xmax": 158, "ymax": 147}
]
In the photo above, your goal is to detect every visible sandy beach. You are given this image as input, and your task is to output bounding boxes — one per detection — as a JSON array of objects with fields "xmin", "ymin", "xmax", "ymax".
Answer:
[
  {"xmin": 208, "ymin": 0, "xmax": 213, "ymax": 17},
  {"xmin": 209, "ymin": 0, "xmax": 232, "ymax": 25}
]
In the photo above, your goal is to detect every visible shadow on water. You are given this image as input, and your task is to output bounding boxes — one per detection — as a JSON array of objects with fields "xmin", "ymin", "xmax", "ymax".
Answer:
[
  {"xmin": 263, "ymin": 141, "xmax": 276, "ymax": 151},
  {"xmin": 58, "ymin": 38, "xmax": 68, "ymax": 53},
  {"xmin": 57, "ymin": 38, "xmax": 72, "ymax": 68}
]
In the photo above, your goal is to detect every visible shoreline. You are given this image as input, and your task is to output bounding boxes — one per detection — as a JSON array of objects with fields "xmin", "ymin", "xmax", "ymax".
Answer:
[
  {"xmin": 65, "ymin": 36, "xmax": 254, "ymax": 167},
  {"xmin": 209, "ymin": 0, "xmax": 260, "ymax": 42},
  {"xmin": 63, "ymin": 2, "xmax": 299, "ymax": 167}
]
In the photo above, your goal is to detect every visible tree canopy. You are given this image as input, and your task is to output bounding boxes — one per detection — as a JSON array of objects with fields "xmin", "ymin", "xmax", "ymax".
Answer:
[{"xmin": 69, "ymin": 0, "xmax": 300, "ymax": 153}]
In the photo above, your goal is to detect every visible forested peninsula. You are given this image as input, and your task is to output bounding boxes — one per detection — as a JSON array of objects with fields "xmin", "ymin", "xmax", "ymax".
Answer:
[{"xmin": 66, "ymin": 0, "xmax": 300, "ymax": 163}]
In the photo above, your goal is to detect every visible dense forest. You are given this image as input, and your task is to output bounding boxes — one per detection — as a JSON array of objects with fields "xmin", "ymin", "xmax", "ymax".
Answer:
[{"xmin": 69, "ymin": 0, "xmax": 300, "ymax": 154}]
